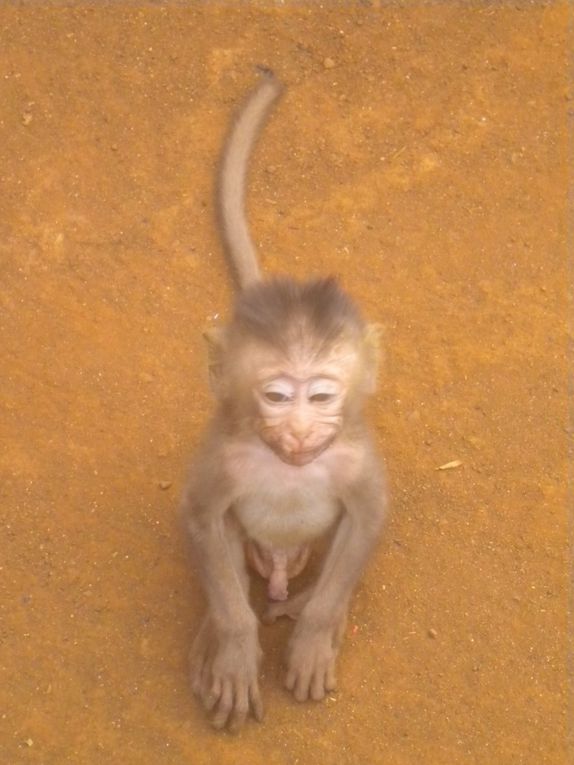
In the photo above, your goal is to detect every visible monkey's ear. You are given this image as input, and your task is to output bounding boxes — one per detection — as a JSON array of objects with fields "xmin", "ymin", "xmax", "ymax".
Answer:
[
  {"xmin": 202, "ymin": 326, "xmax": 228, "ymax": 396},
  {"xmin": 362, "ymin": 323, "xmax": 385, "ymax": 394}
]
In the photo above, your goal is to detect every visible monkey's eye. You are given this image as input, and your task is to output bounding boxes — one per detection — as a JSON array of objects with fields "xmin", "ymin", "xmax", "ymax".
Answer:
[
  {"xmin": 309, "ymin": 392, "xmax": 335, "ymax": 403},
  {"xmin": 264, "ymin": 391, "xmax": 292, "ymax": 404},
  {"xmin": 262, "ymin": 379, "xmax": 295, "ymax": 405},
  {"xmin": 307, "ymin": 379, "xmax": 340, "ymax": 405}
]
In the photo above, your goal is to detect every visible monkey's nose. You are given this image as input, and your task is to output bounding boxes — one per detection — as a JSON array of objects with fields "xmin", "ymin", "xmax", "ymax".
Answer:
[
  {"xmin": 289, "ymin": 420, "xmax": 311, "ymax": 444},
  {"xmin": 289, "ymin": 434, "xmax": 307, "ymax": 452}
]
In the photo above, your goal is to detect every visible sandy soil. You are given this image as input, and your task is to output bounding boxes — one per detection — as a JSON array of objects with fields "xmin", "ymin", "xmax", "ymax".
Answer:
[{"xmin": 0, "ymin": 2, "xmax": 570, "ymax": 763}]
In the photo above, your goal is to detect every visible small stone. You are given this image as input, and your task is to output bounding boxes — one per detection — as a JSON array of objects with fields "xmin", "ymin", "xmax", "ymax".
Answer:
[
  {"xmin": 323, "ymin": 57, "xmax": 336, "ymax": 69},
  {"xmin": 158, "ymin": 481, "xmax": 172, "ymax": 490},
  {"xmin": 22, "ymin": 112, "xmax": 33, "ymax": 126},
  {"xmin": 436, "ymin": 460, "xmax": 462, "ymax": 471},
  {"xmin": 428, "ymin": 628, "xmax": 438, "ymax": 639}
]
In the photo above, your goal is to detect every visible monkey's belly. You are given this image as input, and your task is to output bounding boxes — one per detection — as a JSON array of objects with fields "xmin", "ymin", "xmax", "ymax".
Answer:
[{"xmin": 235, "ymin": 490, "xmax": 339, "ymax": 548}]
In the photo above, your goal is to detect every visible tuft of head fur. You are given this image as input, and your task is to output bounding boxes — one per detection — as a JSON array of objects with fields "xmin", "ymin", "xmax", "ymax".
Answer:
[
  {"xmin": 204, "ymin": 276, "xmax": 382, "ymax": 414},
  {"xmin": 232, "ymin": 277, "xmax": 364, "ymax": 354}
]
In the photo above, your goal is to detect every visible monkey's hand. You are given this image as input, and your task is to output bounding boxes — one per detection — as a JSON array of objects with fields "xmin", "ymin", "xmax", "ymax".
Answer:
[
  {"xmin": 285, "ymin": 622, "xmax": 341, "ymax": 702},
  {"xmin": 190, "ymin": 620, "xmax": 263, "ymax": 731}
]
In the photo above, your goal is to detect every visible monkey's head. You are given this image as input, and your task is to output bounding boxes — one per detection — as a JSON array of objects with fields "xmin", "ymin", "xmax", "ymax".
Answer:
[{"xmin": 205, "ymin": 278, "xmax": 381, "ymax": 467}]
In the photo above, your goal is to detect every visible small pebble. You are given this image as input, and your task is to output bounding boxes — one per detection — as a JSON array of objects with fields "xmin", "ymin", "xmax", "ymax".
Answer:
[
  {"xmin": 323, "ymin": 57, "xmax": 336, "ymax": 69},
  {"xmin": 436, "ymin": 460, "xmax": 462, "ymax": 471},
  {"xmin": 428, "ymin": 628, "xmax": 438, "ymax": 639},
  {"xmin": 158, "ymin": 481, "xmax": 172, "ymax": 490}
]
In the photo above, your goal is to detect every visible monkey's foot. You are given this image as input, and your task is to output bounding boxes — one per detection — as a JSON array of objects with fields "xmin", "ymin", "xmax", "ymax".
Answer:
[
  {"xmin": 285, "ymin": 625, "xmax": 340, "ymax": 702},
  {"xmin": 189, "ymin": 619, "xmax": 263, "ymax": 731},
  {"xmin": 262, "ymin": 589, "xmax": 312, "ymax": 624}
]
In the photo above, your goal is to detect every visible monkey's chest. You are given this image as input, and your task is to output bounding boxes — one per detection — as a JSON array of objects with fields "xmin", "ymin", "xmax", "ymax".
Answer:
[{"xmin": 234, "ymin": 485, "xmax": 339, "ymax": 548}]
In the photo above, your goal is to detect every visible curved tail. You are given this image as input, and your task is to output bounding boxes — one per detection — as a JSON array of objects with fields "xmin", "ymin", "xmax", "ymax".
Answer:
[{"xmin": 217, "ymin": 70, "xmax": 283, "ymax": 290}]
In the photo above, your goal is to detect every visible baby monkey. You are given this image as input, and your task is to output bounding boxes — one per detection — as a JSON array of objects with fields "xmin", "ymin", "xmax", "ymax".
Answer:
[{"xmin": 183, "ymin": 70, "xmax": 386, "ymax": 731}]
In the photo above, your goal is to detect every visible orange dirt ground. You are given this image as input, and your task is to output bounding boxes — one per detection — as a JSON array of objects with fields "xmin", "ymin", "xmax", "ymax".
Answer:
[{"xmin": 0, "ymin": 2, "xmax": 570, "ymax": 764}]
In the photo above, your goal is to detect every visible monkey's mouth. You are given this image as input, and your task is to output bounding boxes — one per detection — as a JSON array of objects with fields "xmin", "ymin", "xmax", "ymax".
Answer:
[{"xmin": 268, "ymin": 439, "xmax": 335, "ymax": 467}]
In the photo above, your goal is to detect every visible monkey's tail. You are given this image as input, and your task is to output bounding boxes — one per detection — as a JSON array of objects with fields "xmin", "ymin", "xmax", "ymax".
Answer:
[{"xmin": 217, "ymin": 69, "xmax": 283, "ymax": 291}]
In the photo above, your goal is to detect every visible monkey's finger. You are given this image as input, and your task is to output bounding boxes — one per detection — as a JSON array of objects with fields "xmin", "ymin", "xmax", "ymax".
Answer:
[
  {"xmin": 310, "ymin": 668, "xmax": 327, "ymax": 701},
  {"xmin": 191, "ymin": 654, "xmax": 209, "ymax": 698},
  {"xmin": 249, "ymin": 682, "xmax": 264, "ymax": 722},
  {"xmin": 211, "ymin": 679, "xmax": 233, "ymax": 730},
  {"xmin": 204, "ymin": 677, "xmax": 222, "ymax": 712},
  {"xmin": 324, "ymin": 663, "xmax": 337, "ymax": 693},
  {"xmin": 199, "ymin": 660, "xmax": 216, "ymax": 702},
  {"xmin": 294, "ymin": 676, "xmax": 311, "ymax": 702},
  {"xmin": 285, "ymin": 667, "xmax": 296, "ymax": 692},
  {"xmin": 288, "ymin": 668, "xmax": 312, "ymax": 702},
  {"xmin": 228, "ymin": 682, "xmax": 249, "ymax": 733}
]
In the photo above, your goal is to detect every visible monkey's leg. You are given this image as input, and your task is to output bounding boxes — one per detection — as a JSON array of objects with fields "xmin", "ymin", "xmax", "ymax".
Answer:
[{"xmin": 285, "ymin": 474, "xmax": 385, "ymax": 703}]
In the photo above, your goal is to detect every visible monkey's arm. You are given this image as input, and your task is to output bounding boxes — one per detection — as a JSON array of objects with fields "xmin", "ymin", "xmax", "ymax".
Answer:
[
  {"xmin": 183, "ymin": 455, "xmax": 263, "ymax": 730},
  {"xmin": 285, "ymin": 452, "xmax": 387, "ymax": 702},
  {"xmin": 186, "ymin": 501, "xmax": 254, "ymax": 630}
]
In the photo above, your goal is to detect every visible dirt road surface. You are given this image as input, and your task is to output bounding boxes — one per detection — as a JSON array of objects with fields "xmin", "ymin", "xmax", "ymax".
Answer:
[{"xmin": 0, "ymin": 2, "xmax": 570, "ymax": 763}]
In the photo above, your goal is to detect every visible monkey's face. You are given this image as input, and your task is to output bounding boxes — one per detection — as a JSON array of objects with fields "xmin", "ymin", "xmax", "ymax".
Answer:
[
  {"xmin": 256, "ymin": 375, "xmax": 343, "ymax": 466},
  {"xmin": 247, "ymin": 343, "xmax": 360, "ymax": 467}
]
